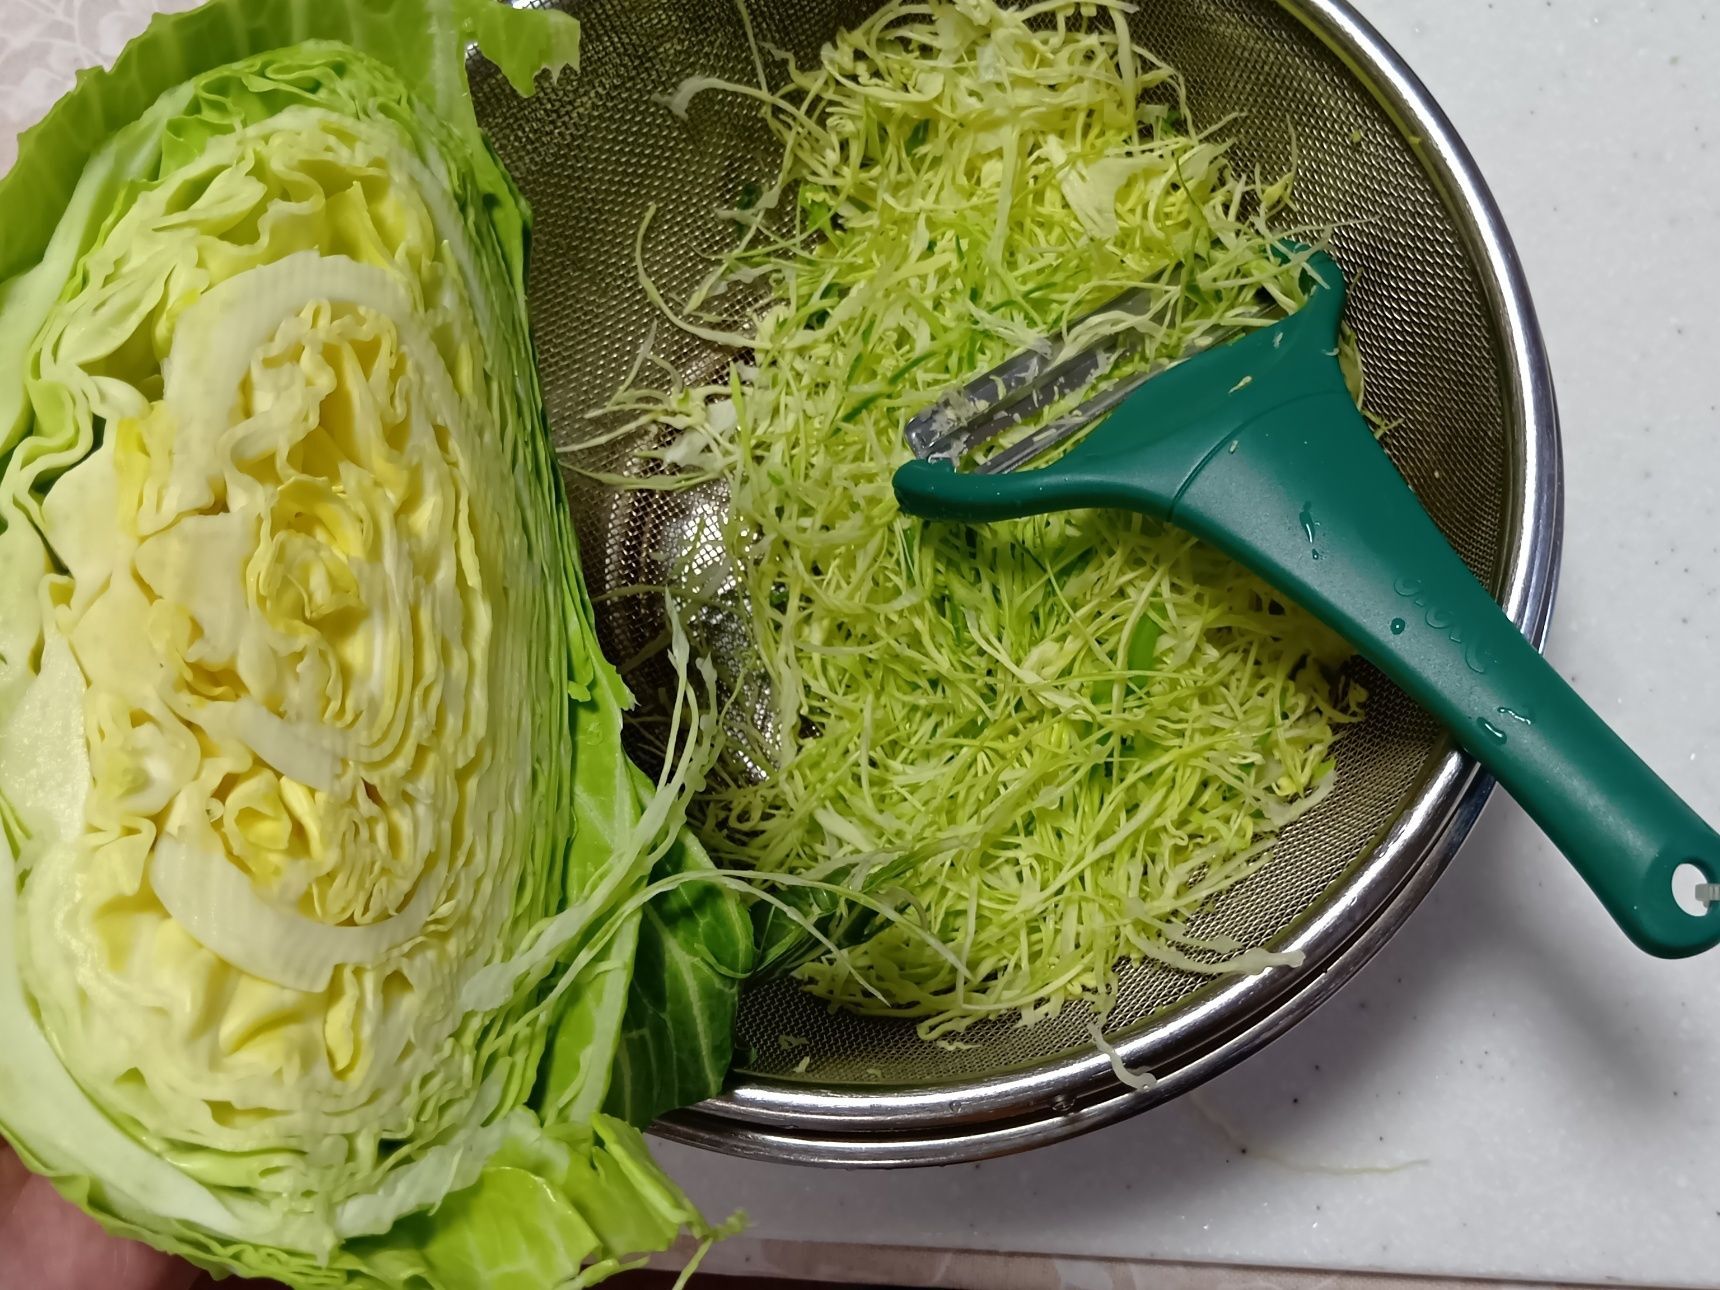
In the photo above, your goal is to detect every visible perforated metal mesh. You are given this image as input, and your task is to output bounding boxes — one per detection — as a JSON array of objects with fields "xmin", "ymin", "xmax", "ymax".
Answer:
[{"xmin": 469, "ymin": 0, "xmax": 1516, "ymax": 1097}]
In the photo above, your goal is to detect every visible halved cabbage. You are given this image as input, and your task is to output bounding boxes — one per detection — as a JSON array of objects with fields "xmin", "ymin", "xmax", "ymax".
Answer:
[{"xmin": 0, "ymin": 2, "xmax": 748, "ymax": 1285}]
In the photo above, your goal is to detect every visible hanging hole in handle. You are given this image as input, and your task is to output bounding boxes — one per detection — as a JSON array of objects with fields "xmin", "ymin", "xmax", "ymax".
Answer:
[{"xmin": 1671, "ymin": 862, "xmax": 1713, "ymax": 918}]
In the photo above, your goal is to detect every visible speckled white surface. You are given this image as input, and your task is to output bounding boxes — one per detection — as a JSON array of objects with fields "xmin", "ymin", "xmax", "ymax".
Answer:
[{"xmin": 657, "ymin": 2, "xmax": 1720, "ymax": 1286}]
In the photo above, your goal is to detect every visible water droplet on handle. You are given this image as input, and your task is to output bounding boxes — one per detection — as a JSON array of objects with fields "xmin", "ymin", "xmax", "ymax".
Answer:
[
  {"xmin": 1390, "ymin": 618, "xmax": 1406, "ymax": 636},
  {"xmin": 1477, "ymin": 718, "xmax": 1507, "ymax": 745},
  {"xmin": 1299, "ymin": 504, "xmax": 1322, "ymax": 561},
  {"xmin": 1497, "ymin": 706, "xmax": 1534, "ymax": 726}
]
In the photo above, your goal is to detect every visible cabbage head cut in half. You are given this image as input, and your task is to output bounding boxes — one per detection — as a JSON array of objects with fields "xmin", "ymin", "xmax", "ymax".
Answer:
[{"xmin": 0, "ymin": 1, "xmax": 750, "ymax": 1285}]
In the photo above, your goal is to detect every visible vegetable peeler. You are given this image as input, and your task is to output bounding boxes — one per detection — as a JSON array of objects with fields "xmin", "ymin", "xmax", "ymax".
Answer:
[{"xmin": 894, "ymin": 251, "xmax": 1720, "ymax": 958}]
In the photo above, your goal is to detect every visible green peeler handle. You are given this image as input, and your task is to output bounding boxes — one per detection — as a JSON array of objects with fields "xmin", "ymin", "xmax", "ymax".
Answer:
[
  {"xmin": 895, "ymin": 258, "xmax": 1720, "ymax": 955},
  {"xmin": 1170, "ymin": 391, "xmax": 1720, "ymax": 957}
]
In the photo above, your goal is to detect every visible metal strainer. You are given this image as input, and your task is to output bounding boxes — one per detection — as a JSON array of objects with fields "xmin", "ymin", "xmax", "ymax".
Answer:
[{"xmin": 467, "ymin": 0, "xmax": 1558, "ymax": 1165}]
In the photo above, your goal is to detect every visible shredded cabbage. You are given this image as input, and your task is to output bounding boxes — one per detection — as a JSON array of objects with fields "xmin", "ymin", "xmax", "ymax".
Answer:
[{"xmin": 610, "ymin": 0, "xmax": 1366, "ymax": 1040}]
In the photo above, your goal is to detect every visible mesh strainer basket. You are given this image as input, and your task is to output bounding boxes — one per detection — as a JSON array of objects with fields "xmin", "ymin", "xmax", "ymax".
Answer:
[{"xmin": 467, "ymin": 0, "xmax": 1559, "ymax": 1165}]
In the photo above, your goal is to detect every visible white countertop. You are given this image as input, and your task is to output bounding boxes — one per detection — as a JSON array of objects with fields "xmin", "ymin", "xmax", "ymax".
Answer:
[
  {"xmin": 4, "ymin": 1, "xmax": 1717, "ymax": 1287},
  {"xmin": 656, "ymin": 2, "xmax": 1720, "ymax": 1285}
]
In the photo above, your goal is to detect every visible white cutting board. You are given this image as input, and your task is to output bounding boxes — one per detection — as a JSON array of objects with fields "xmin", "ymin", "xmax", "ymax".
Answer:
[{"xmin": 3, "ymin": 1, "xmax": 1716, "ymax": 1287}]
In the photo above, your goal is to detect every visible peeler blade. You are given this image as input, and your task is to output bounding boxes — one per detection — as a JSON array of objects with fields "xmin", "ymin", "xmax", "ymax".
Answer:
[{"xmin": 912, "ymin": 300, "xmax": 1269, "ymax": 476}]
